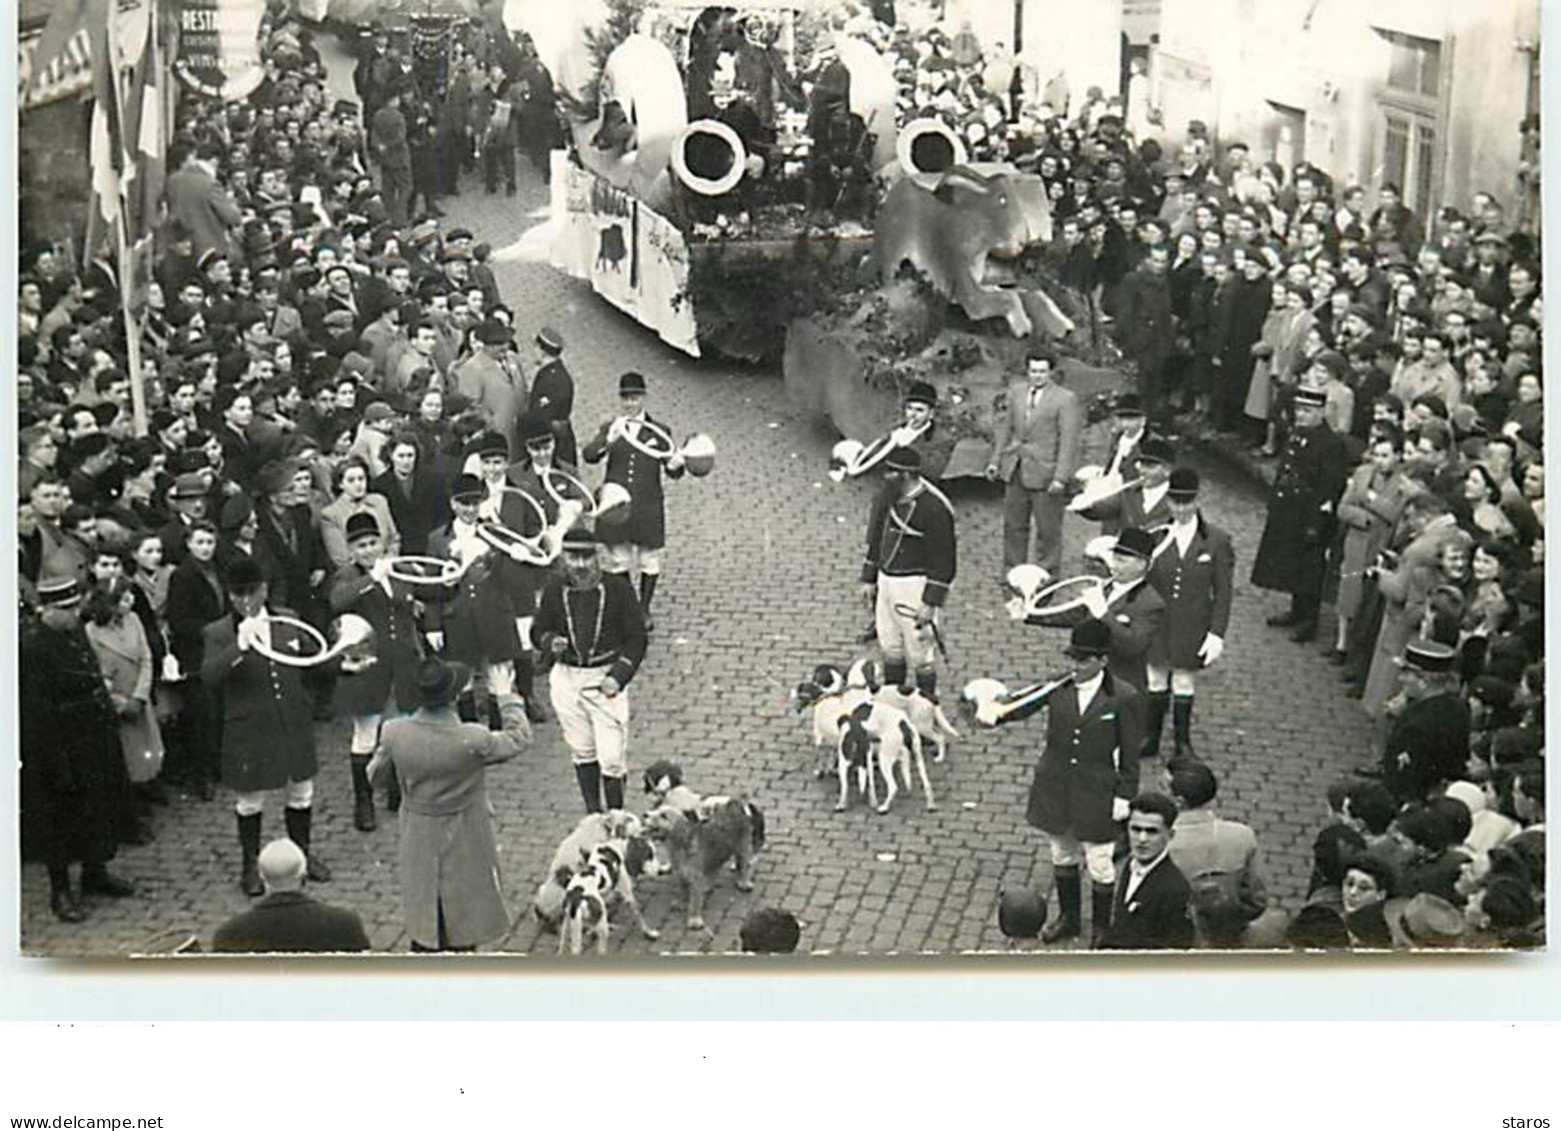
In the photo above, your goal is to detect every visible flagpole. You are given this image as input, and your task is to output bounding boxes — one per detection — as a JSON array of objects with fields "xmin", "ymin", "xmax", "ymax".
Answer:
[{"xmin": 119, "ymin": 0, "xmax": 150, "ymax": 437}]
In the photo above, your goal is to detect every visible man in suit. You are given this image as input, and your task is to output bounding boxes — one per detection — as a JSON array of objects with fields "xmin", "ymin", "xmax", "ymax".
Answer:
[
  {"xmin": 213, "ymin": 839, "xmax": 370, "ymax": 953},
  {"xmin": 165, "ymin": 139, "xmax": 244, "ymax": 260},
  {"xmin": 1144, "ymin": 468, "xmax": 1235, "ymax": 759},
  {"xmin": 979, "ymin": 619, "xmax": 1144, "ymax": 947},
  {"xmin": 986, "ymin": 348, "xmax": 1083, "ymax": 577},
  {"xmin": 1099, "ymin": 792, "xmax": 1195, "ymax": 950},
  {"xmin": 452, "ymin": 320, "xmax": 526, "ymax": 455}
]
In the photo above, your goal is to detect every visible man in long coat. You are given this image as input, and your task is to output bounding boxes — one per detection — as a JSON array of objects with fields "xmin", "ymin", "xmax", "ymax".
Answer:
[
  {"xmin": 1144, "ymin": 468, "xmax": 1235, "ymax": 760},
  {"xmin": 21, "ymin": 579, "xmax": 136, "ymax": 922},
  {"xmin": 978, "ymin": 619, "xmax": 1144, "ymax": 947},
  {"xmin": 201, "ymin": 558, "xmax": 328, "ymax": 897},
  {"xmin": 582, "ymin": 371, "xmax": 686, "ymax": 630},
  {"xmin": 1250, "ymin": 387, "xmax": 1349, "ymax": 643},
  {"xmin": 1113, "ymin": 244, "xmax": 1177, "ymax": 423},
  {"xmin": 526, "ymin": 325, "xmax": 577, "ymax": 467},
  {"xmin": 369, "ymin": 657, "xmax": 531, "ymax": 951}
]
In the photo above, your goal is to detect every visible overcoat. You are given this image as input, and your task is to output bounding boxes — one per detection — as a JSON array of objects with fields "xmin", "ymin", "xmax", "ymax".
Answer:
[
  {"xmin": 582, "ymin": 414, "xmax": 685, "ymax": 549},
  {"xmin": 1334, "ymin": 464, "xmax": 1413, "ymax": 619},
  {"xmin": 329, "ymin": 563, "xmax": 425, "ymax": 717},
  {"xmin": 201, "ymin": 612, "xmax": 319, "ymax": 791},
  {"xmin": 1008, "ymin": 670, "xmax": 1144, "ymax": 844},
  {"xmin": 1147, "ymin": 515, "xmax": 1236, "ymax": 670},
  {"xmin": 369, "ymin": 697, "xmax": 530, "ymax": 949},
  {"xmin": 1250, "ymin": 423, "xmax": 1350, "ymax": 593},
  {"xmin": 84, "ymin": 615, "xmax": 165, "ymax": 782}
]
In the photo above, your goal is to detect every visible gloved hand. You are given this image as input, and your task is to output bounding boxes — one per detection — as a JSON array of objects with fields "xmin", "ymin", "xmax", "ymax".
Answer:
[
  {"xmin": 1112, "ymin": 796, "xmax": 1130, "ymax": 823},
  {"xmin": 489, "ymin": 661, "xmax": 516, "ymax": 698},
  {"xmin": 1081, "ymin": 584, "xmax": 1110, "ymax": 620},
  {"xmin": 1197, "ymin": 633, "xmax": 1225, "ymax": 667},
  {"xmin": 666, "ymin": 452, "xmax": 685, "ymax": 474},
  {"xmin": 1005, "ymin": 596, "xmax": 1026, "ymax": 622},
  {"xmin": 607, "ymin": 416, "xmax": 627, "ymax": 445},
  {"xmin": 426, "ymin": 630, "xmax": 445, "ymax": 652},
  {"xmin": 236, "ymin": 616, "xmax": 264, "ymax": 652},
  {"xmin": 600, "ymin": 675, "xmax": 622, "ymax": 698},
  {"xmin": 369, "ymin": 557, "xmax": 393, "ymax": 584},
  {"xmin": 549, "ymin": 634, "xmax": 568, "ymax": 656}
]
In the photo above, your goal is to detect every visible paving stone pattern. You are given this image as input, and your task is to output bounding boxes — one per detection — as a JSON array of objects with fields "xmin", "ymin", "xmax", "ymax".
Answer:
[{"xmin": 16, "ymin": 36, "xmax": 1378, "ymax": 959}]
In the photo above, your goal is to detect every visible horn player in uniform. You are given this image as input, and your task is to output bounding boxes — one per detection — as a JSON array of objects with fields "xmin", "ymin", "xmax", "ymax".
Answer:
[
  {"xmin": 530, "ymin": 525, "xmax": 649, "ymax": 814},
  {"xmin": 859, "ymin": 445, "xmax": 957, "ymax": 700},
  {"xmin": 977, "ymin": 619, "xmax": 1145, "ymax": 947},
  {"xmin": 1143, "ymin": 468, "xmax": 1235, "ymax": 761}
]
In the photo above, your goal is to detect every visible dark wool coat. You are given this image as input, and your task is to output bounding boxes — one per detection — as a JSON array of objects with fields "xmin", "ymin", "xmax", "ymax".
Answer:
[
  {"xmin": 201, "ymin": 613, "xmax": 319, "ymax": 791},
  {"xmin": 329, "ymin": 564, "xmax": 425, "ymax": 718},
  {"xmin": 581, "ymin": 414, "xmax": 685, "ymax": 550},
  {"xmin": 1007, "ymin": 670, "xmax": 1145, "ymax": 844},
  {"xmin": 1250, "ymin": 423, "xmax": 1350, "ymax": 594},
  {"xmin": 1382, "ymin": 691, "xmax": 1472, "ymax": 804},
  {"xmin": 1148, "ymin": 516, "xmax": 1236, "ymax": 670},
  {"xmin": 423, "ymin": 524, "xmax": 525, "ymax": 663},
  {"xmin": 20, "ymin": 616, "xmax": 125, "ymax": 867},
  {"xmin": 212, "ymin": 891, "xmax": 372, "ymax": 953}
]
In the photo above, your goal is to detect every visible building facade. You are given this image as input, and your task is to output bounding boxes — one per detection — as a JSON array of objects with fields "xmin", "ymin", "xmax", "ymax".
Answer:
[{"xmin": 1150, "ymin": 0, "xmax": 1539, "ymax": 227}]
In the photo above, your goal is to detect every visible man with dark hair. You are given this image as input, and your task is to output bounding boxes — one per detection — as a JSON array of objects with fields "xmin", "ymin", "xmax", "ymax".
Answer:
[
  {"xmin": 986, "ymin": 347, "xmax": 1082, "ymax": 577},
  {"xmin": 1099, "ymin": 791, "xmax": 1194, "ymax": 950}
]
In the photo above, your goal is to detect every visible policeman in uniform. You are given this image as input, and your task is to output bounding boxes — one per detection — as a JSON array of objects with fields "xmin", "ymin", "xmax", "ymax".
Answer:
[
  {"xmin": 582, "ymin": 372, "xmax": 686, "ymax": 632},
  {"xmin": 531, "ymin": 526, "xmax": 649, "ymax": 814},
  {"xmin": 1144, "ymin": 468, "xmax": 1235, "ymax": 760},
  {"xmin": 527, "ymin": 325, "xmax": 578, "ymax": 468},
  {"xmin": 978, "ymin": 619, "xmax": 1145, "ymax": 947},
  {"xmin": 1251, "ymin": 385, "xmax": 1350, "ymax": 642},
  {"xmin": 859, "ymin": 445, "xmax": 957, "ymax": 699},
  {"xmin": 201, "ymin": 557, "xmax": 329, "ymax": 897},
  {"xmin": 1380, "ymin": 639, "xmax": 1470, "ymax": 805}
]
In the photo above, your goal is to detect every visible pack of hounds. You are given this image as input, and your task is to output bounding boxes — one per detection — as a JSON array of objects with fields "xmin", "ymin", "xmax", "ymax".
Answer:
[{"xmin": 533, "ymin": 659, "xmax": 960, "ymax": 955}]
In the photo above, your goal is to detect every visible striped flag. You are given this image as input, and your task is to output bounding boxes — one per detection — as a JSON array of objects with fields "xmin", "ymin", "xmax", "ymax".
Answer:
[{"xmin": 84, "ymin": 0, "xmax": 127, "ymax": 235}]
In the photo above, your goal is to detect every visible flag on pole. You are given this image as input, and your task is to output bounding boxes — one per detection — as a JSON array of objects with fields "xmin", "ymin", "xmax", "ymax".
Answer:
[
  {"xmin": 24, "ymin": 0, "xmax": 91, "ymax": 102},
  {"xmin": 85, "ymin": 0, "xmax": 127, "ymax": 236}
]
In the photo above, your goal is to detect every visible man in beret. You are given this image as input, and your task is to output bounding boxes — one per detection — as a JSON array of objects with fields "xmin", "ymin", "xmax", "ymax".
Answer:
[
  {"xmin": 453, "ymin": 319, "xmax": 526, "ymax": 456},
  {"xmin": 531, "ymin": 525, "xmax": 649, "ymax": 813},
  {"xmin": 202, "ymin": 558, "xmax": 330, "ymax": 897},
  {"xmin": 1251, "ymin": 385, "xmax": 1349, "ymax": 643},
  {"xmin": 582, "ymin": 373, "xmax": 686, "ymax": 632}
]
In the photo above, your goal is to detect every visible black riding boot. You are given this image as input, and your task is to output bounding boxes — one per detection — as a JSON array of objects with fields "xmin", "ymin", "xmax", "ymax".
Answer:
[
  {"xmin": 1172, "ymin": 695, "xmax": 1196, "ymax": 760},
  {"xmin": 602, "ymin": 775, "xmax": 626, "ymax": 812},
  {"xmin": 638, "ymin": 574, "xmax": 659, "ymax": 630},
  {"xmin": 1041, "ymin": 865, "xmax": 1081, "ymax": 944},
  {"xmin": 385, "ymin": 763, "xmax": 402, "ymax": 813},
  {"xmin": 1091, "ymin": 882, "xmax": 1116, "ymax": 948},
  {"xmin": 516, "ymin": 654, "xmax": 550, "ymax": 723},
  {"xmin": 284, "ymin": 806, "xmax": 332, "ymax": 883},
  {"xmin": 238, "ymin": 812, "xmax": 264, "ymax": 897},
  {"xmin": 883, "ymin": 659, "xmax": 908, "ymax": 692},
  {"xmin": 575, "ymin": 762, "xmax": 603, "ymax": 813},
  {"xmin": 350, "ymin": 754, "xmax": 376, "ymax": 832},
  {"xmin": 914, "ymin": 668, "xmax": 938, "ymax": 702},
  {"xmin": 1143, "ymin": 690, "xmax": 1171, "ymax": 759}
]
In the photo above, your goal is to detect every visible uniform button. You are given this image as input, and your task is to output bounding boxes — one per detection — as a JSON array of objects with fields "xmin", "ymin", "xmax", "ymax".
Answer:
[{"xmin": 1069, "ymin": 758, "xmax": 1077, "ymax": 765}]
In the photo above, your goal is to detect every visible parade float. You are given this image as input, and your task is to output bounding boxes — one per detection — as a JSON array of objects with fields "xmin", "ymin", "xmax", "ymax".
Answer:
[{"xmin": 529, "ymin": 1, "xmax": 1124, "ymax": 477}]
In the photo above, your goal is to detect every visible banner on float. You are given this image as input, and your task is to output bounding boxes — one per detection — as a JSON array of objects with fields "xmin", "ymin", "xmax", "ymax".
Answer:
[
  {"xmin": 551, "ymin": 154, "xmax": 700, "ymax": 357},
  {"xmin": 173, "ymin": 0, "xmax": 266, "ymax": 101}
]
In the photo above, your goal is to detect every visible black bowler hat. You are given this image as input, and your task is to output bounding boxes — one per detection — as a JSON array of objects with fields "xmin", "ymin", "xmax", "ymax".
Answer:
[
  {"xmin": 1112, "ymin": 526, "xmax": 1157, "ymax": 560},
  {"xmin": 883, "ymin": 446, "xmax": 922, "ymax": 472},
  {"xmin": 1397, "ymin": 639, "xmax": 1456, "ymax": 674},
  {"xmin": 225, "ymin": 556, "xmax": 266, "ymax": 593},
  {"xmin": 466, "ymin": 430, "xmax": 509, "ymax": 459},
  {"xmin": 417, "ymin": 657, "xmax": 473, "ymax": 708},
  {"xmin": 1167, "ymin": 467, "xmax": 1201, "ymax": 499},
  {"xmin": 450, "ymin": 473, "xmax": 484, "ymax": 503},
  {"xmin": 1064, "ymin": 618, "xmax": 1112, "ymax": 659},
  {"xmin": 1138, "ymin": 436, "xmax": 1174, "ymax": 465},
  {"xmin": 904, "ymin": 381, "xmax": 937, "ymax": 408},
  {"xmin": 619, "ymin": 371, "xmax": 647, "ymax": 396},
  {"xmin": 998, "ymin": 889, "xmax": 1046, "ymax": 939},
  {"xmin": 345, "ymin": 511, "xmax": 380, "ymax": 544},
  {"xmin": 519, "ymin": 412, "xmax": 554, "ymax": 446},
  {"xmin": 1113, "ymin": 392, "xmax": 1146, "ymax": 417}
]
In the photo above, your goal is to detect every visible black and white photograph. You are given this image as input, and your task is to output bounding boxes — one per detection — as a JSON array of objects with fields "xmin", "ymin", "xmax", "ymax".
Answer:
[{"xmin": 12, "ymin": 0, "xmax": 1548, "ymax": 959}]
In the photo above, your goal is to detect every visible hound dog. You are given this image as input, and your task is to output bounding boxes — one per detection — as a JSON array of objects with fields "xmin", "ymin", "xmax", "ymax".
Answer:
[
  {"xmin": 534, "ymin": 810, "xmax": 645, "ymax": 930},
  {"xmin": 558, "ymin": 836, "xmax": 661, "ymax": 956},
  {"xmin": 837, "ymin": 700, "xmax": 935, "ymax": 814},
  {"xmin": 642, "ymin": 798, "xmax": 765, "ymax": 931},
  {"xmin": 792, "ymin": 664, "xmax": 848, "ymax": 778},
  {"xmin": 873, "ymin": 683, "xmax": 961, "ymax": 764}
]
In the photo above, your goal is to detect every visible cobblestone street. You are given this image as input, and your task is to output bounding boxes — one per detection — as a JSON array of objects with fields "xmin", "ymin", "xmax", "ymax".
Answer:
[{"xmin": 15, "ymin": 32, "xmax": 1384, "ymax": 960}]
